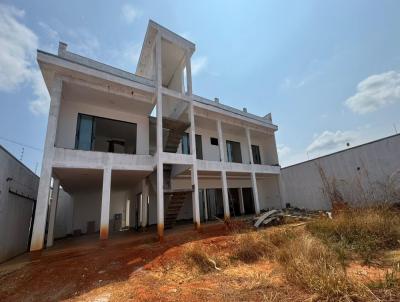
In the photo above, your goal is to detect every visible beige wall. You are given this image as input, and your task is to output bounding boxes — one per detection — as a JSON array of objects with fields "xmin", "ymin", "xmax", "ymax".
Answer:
[{"xmin": 56, "ymin": 99, "xmax": 149, "ymax": 155}]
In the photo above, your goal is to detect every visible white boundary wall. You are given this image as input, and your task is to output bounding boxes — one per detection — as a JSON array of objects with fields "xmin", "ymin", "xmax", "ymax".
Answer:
[
  {"xmin": 281, "ymin": 134, "xmax": 400, "ymax": 210},
  {"xmin": 0, "ymin": 146, "xmax": 39, "ymax": 262}
]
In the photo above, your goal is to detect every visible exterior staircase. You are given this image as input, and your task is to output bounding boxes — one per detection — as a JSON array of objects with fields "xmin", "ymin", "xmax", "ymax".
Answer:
[
  {"xmin": 148, "ymin": 116, "xmax": 192, "ymax": 229},
  {"xmin": 164, "ymin": 190, "xmax": 192, "ymax": 229}
]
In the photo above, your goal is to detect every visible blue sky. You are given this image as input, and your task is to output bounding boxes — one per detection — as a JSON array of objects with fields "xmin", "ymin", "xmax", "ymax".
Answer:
[{"xmin": 1, "ymin": 0, "xmax": 399, "ymax": 173}]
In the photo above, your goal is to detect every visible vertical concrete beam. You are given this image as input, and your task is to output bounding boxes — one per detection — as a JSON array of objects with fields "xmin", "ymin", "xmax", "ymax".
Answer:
[
  {"xmin": 217, "ymin": 120, "xmax": 225, "ymax": 162},
  {"xmin": 100, "ymin": 168, "xmax": 111, "ymax": 240},
  {"xmin": 203, "ymin": 189, "xmax": 209, "ymax": 221},
  {"xmin": 155, "ymin": 32, "xmax": 164, "ymax": 241},
  {"xmin": 246, "ymin": 128, "xmax": 254, "ymax": 165},
  {"xmin": 251, "ymin": 172, "xmax": 260, "ymax": 215},
  {"xmin": 30, "ymin": 77, "xmax": 63, "ymax": 252},
  {"xmin": 141, "ymin": 178, "xmax": 149, "ymax": 228},
  {"xmin": 46, "ymin": 178, "xmax": 60, "ymax": 248},
  {"xmin": 221, "ymin": 171, "xmax": 230, "ymax": 219},
  {"xmin": 239, "ymin": 187, "xmax": 245, "ymax": 215},
  {"xmin": 187, "ymin": 52, "xmax": 200, "ymax": 229}
]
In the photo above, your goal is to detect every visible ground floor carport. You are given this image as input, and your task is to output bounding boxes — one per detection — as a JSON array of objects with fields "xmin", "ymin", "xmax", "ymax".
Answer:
[{"xmin": 45, "ymin": 168, "xmax": 153, "ymax": 248}]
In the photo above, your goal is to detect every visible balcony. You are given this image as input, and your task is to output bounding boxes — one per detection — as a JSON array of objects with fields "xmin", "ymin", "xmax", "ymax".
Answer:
[{"xmin": 52, "ymin": 147, "xmax": 154, "ymax": 171}]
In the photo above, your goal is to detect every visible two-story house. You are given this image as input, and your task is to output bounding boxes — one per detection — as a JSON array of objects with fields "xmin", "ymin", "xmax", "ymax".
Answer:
[{"xmin": 30, "ymin": 21, "xmax": 282, "ymax": 251}]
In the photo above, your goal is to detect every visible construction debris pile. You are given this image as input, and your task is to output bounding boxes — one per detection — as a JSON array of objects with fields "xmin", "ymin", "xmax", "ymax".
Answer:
[{"xmin": 253, "ymin": 208, "xmax": 328, "ymax": 228}]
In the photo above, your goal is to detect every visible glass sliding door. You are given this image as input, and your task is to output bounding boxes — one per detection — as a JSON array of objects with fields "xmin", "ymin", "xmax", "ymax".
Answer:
[
  {"xmin": 226, "ymin": 140, "xmax": 242, "ymax": 163},
  {"xmin": 75, "ymin": 114, "xmax": 94, "ymax": 151},
  {"xmin": 251, "ymin": 145, "xmax": 261, "ymax": 164},
  {"xmin": 75, "ymin": 113, "xmax": 137, "ymax": 154}
]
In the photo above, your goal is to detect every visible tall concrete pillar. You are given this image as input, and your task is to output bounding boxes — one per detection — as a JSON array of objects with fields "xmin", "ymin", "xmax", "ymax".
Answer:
[
  {"xmin": 187, "ymin": 53, "xmax": 200, "ymax": 229},
  {"xmin": 221, "ymin": 171, "xmax": 230, "ymax": 219},
  {"xmin": 100, "ymin": 168, "xmax": 111, "ymax": 240},
  {"xmin": 141, "ymin": 178, "xmax": 149, "ymax": 228},
  {"xmin": 155, "ymin": 32, "xmax": 164, "ymax": 241},
  {"xmin": 217, "ymin": 120, "xmax": 225, "ymax": 162},
  {"xmin": 46, "ymin": 178, "xmax": 60, "ymax": 248},
  {"xmin": 30, "ymin": 78, "xmax": 63, "ymax": 252},
  {"xmin": 251, "ymin": 172, "xmax": 260, "ymax": 214},
  {"xmin": 239, "ymin": 187, "xmax": 245, "ymax": 215},
  {"xmin": 246, "ymin": 128, "xmax": 254, "ymax": 165},
  {"xmin": 203, "ymin": 189, "xmax": 209, "ymax": 221}
]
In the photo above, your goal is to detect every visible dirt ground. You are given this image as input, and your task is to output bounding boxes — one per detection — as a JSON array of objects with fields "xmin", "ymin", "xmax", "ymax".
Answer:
[{"xmin": 0, "ymin": 221, "xmax": 395, "ymax": 302}]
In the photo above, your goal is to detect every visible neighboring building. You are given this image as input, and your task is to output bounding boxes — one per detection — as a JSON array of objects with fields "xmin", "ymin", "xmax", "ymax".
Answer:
[
  {"xmin": 30, "ymin": 20, "xmax": 282, "ymax": 251},
  {"xmin": 281, "ymin": 134, "xmax": 400, "ymax": 210},
  {"xmin": 0, "ymin": 146, "xmax": 38, "ymax": 262}
]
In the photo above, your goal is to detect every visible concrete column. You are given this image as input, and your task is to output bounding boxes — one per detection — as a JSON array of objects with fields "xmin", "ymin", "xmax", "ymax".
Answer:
[
  {"xmin": 239, "ymin": 187, "xmax": 245, "ymax": 215},
  {"xmin": 246, "ymin": 128, "xmax": 254, "ymax": 165},
  {"xmin": 188, "ymin": 72, "xmax": 200, "ymax": 229},
  {"xmin": 30, "ymin": 78, "xmax": 63, "ymax": 251},
  {"xmin": 203, "ymin": 189, "xmax": 209, "ymax": 221},
  {"xmin": 141, "ymin": 178, "xmax": 149, "ymax": 228},
  {"xmin": 251, "ymin": 172, "xmax": 260, "ymax": 214},
  {"xmin": 46, "ymin": 178, "xmax": 60, "ymax": 248},
  {"xmin": 217, "ymin": 120, "xmax": 225, "ymax": 162},
  {"xmin": 100, "ymin": 168, "xmax": 111, "ymax": 240},
  {"xmin": 155, "ymin": 33, "xmax": 164, "ymax": 241},
  {"xmin": 221, "ymin": 171, "xmax": 230, "ymax": 219}
]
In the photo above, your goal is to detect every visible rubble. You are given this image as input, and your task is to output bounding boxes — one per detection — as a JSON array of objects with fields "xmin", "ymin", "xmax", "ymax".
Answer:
[{"xmin": 253, "ymin": 207, "xmax": 327, "ymax": 228}]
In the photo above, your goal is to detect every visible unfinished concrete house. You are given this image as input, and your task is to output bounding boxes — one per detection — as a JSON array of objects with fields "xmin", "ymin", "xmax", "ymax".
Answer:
[{"xmin": 30, "ymin": 21, "xmax": 282, "ymax": 251}]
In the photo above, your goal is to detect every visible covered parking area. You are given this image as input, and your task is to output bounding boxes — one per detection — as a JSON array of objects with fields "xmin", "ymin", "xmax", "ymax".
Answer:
[{"xmin": 45, "ymin": 167, "xmax": 153, "ymax": 248}]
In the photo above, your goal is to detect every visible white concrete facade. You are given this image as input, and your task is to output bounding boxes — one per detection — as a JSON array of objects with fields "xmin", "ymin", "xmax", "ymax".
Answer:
[{"xmin": 30, "ymin": 20, "xmax": 282, "ymax": 251}]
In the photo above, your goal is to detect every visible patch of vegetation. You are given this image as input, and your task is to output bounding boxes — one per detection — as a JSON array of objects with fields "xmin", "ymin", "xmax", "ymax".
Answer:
[
  {"xmin": 307, "ymin": 204, "xmax": 400, "ymax": 263},
  {"xmin": 273, "ymin": 230, "xmax": 369, "ymax": 301},
  {"xmin": 183, "ymin": 244, "xmax": 220, "ymax": 274},
  {"xmin": 231, "ymin": 233, "xmax": 271, "ymax": 263},
  {"xmin": 369, "ymin": 262, "xmax": 400, "ymax": 300}
]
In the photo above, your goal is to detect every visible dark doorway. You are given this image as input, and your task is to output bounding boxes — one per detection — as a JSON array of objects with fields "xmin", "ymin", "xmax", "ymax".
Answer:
[
  {"xmin": 242, "ymin": 188, "xmax": 255, "ymax": 214},
  {"xmin": 228, "ymin": 188, "xmax": 241, "ymax": 216},
  {"xmin": 206, "ymin": 189, "xmax": 224, "ymax": 219},
  {"xmin": 134, "ymin": 193, "xmax": 142, "ymax": 230}
]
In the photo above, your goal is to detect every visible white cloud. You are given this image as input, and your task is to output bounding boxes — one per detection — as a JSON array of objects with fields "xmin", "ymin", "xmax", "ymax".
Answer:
[
  {"xmin": 306, "ymin": 130, "xmax": 355, "ymax": 154},
  {"xmin": 0, "ymin": 4, "xmax": 37, "ymax": 92},
  {"xmin": 0, "ymin": 4, "xmax": 50, "ymax": 115},
  {"xmin": 191, "ymin": 56, "xmax": 208, "ymax": 76},
  {"xmin": 29, "ymin": 69, "xmax": 50, "ymax": 115},
  {"xmin": 345, "ymin": 71, "xmax": 400, "ymax": 114},
  {"xmin": 277, "ymin": 144, "xmax": 291, "ymax": 158},
  {"xmin": 121, "ymin": 4, "xmax": 141, "ymax": 24}
]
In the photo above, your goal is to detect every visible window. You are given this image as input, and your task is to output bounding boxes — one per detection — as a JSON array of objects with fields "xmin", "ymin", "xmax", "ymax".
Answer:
[
  {"xmin": 182, "ymin": 133, "xmax": 190, "ymax": 154},
  {"xmin": 196, "ymin": 134, "xmax": 203, "ymax": 160},
  {"xmin": 210, "ymin": 137, "xmax": 219, "ymax": 145},
  {"xmin": 75, "ymin": 114, "xmax": 94, "ymax": 151},
  {"xmin": 75, "ymin": 113, "xmax": 137, "ymax": 154},
  {"xmin": 226, "ymin": 140, "xmax": 242, "ymax": 163},
  {"xmin": 251, "ymin": 145, "xmax": 261, "ymax": 164},
  {"xmin": 182, "ymin": 133, "xmax": 203, "ymax": 159}
]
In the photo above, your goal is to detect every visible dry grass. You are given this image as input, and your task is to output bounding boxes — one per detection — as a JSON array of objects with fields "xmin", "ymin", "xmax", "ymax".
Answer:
[
  {"xmin": 231, "ymin": 232, "xmax": 272, "ymax": 263},
  {"xmin": 183, "ymin": 244, "xmax": 220, "ymax": 274},
  {"xmin": 368, "ymin": 262, "xmax": 400, "ymax": 301},
  {"xmin": 307, "ymin": 204, "xmax": 400, "ymax": 262},
  {"xmin": 273, "ymin": 230, "xmax": 368, "ymax": 301}
]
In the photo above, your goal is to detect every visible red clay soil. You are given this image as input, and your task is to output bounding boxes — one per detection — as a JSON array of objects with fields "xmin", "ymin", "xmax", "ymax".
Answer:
[
  {"xmin": 0, "ymin": 222, "xmax": 311, "ymax": 302},
  {"xmin": 0, "ymin": 223, "xmax": 227, "ymax": 302},
  {"xmin": 0, "ymin": 222, "xmax": 392, "ymax": 302}
]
